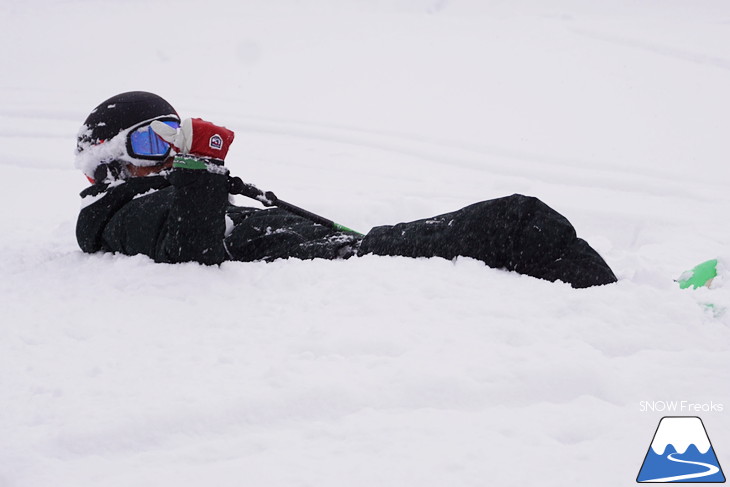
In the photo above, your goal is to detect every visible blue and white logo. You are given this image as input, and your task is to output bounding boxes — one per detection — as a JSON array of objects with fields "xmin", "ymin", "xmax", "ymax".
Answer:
[
  {"xmin": 637, "ymin": 416, "xmax": 725, "ymax": 483},
  {"xmin": 209, "ymin": 134, "xmax": 223, "ymax": 150}
]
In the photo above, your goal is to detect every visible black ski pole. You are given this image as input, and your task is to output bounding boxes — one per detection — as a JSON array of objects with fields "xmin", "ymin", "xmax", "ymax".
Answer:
[{"xmin": 228, "ymin": 176, "xmax": 364, "ymax": 236}]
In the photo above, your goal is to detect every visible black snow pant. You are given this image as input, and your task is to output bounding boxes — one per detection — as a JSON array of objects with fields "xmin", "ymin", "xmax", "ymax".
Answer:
[{"xmin": 358, "ymin": 194, "xmax": 617, "ymax": 288}]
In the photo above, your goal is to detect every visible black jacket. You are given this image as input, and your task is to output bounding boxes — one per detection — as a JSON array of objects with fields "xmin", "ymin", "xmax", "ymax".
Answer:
[
  {"xmin": 76, "ymin": 169, "xmax": 361, "ymax": 265},
  {"xmin": 77, "ymin": 169, "xmax": 616, "ymax": 288}
]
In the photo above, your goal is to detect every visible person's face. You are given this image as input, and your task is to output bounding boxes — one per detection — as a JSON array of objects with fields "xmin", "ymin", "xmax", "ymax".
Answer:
[{"xmin": 125, "ymin": 157, "xmax": 174, "ymax": 178}]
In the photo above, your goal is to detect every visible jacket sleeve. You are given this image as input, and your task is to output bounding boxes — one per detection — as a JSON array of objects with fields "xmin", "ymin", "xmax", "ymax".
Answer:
[
  {"xmin": 153, "ymin": 169, "xmax": 229, "ymax": 265},
  {"xmin": 76, "ymin": 176, "xmax": 170, "ymax": 253},
  {"xmin": 76, "ymin": 170, "xmax": 230, "ymax": 265}
]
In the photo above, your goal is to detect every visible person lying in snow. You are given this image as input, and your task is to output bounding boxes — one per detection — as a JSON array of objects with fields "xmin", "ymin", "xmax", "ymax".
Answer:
[{"xmin": 75, "ymin": 91, "xmax": 617, "ymax": 288}]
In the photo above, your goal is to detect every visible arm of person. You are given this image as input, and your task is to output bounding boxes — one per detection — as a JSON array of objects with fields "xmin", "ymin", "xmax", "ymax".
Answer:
[
  {"xmin": 150, "ymin": 118, "xmax": 235, "ymax": 264},
  {"xmin": 153, "ymin": 168, "xmax": 230, "ymax": 265},
  {"xmin": 76, "ymin": 176, "xmax": 170, "ymax": 253},
  {"xmin": 76, "ymin": 118, "xmax": 236, "ymax": 265}
]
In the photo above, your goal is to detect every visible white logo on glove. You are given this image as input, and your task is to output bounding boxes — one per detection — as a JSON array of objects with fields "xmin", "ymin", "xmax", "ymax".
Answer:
[{"xmin": 209, "ymin": 134, "xmax": 223, "ymax": 150}]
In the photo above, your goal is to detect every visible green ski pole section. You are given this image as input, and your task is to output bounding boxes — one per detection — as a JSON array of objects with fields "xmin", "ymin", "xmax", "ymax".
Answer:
[{"xmin": 333, "ymin": 222, "xmax": 363, "ymax": 236}]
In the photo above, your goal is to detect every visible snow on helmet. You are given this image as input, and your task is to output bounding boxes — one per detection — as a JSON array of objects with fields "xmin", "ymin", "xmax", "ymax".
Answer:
[{"xmin": 75, "ymin": 91, "xmax": 180, "ymax": 181}]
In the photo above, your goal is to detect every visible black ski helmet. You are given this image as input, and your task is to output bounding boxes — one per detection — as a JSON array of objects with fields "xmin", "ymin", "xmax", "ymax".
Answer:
[{"xmin": 75, "ymin": 91, "xmax": 180, "ymax": 180}]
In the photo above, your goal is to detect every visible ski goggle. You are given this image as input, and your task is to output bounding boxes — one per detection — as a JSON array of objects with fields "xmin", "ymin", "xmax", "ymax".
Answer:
[{"xmin": 126, "ymin": 118, "xmax": 180, "ymax": 160}]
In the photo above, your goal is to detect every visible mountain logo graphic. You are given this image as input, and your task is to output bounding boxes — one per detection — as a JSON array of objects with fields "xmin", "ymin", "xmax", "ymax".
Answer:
[{"xmin": 637, "ymin": 416, "xmax": 725, "ymax": 483}]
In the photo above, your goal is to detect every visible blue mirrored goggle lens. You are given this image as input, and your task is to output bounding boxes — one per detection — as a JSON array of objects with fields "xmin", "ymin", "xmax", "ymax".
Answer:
[{"xmin": 128, "ymin": 120, "xmax": 180, "ymax": 157}]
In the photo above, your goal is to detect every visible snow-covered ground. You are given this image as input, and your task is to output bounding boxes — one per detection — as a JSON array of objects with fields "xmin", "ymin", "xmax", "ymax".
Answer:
[{"xmin": 2, "ymin": 1, "xmax": 730, "ymax": 485}]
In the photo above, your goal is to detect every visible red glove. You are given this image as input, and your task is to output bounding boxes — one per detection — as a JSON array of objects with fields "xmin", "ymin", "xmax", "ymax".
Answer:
[{"xmin": 152, "ymin": 118, "xmax": 235, "ymax": 162}]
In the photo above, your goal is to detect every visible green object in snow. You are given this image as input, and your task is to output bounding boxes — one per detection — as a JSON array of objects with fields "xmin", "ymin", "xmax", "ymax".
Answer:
[{"xmin": 677, "ymin": 259, "xmax": 718, "ymax": 289}]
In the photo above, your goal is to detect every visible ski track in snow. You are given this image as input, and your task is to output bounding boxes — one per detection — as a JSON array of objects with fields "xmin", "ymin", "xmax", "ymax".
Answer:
[
  {"xmin": 571, "ymin": 27, "xmax": 730, "ymax": 72},
  {"xmin": 226, "ymin": 115, "xmax": 729, "ymax": 201}
]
